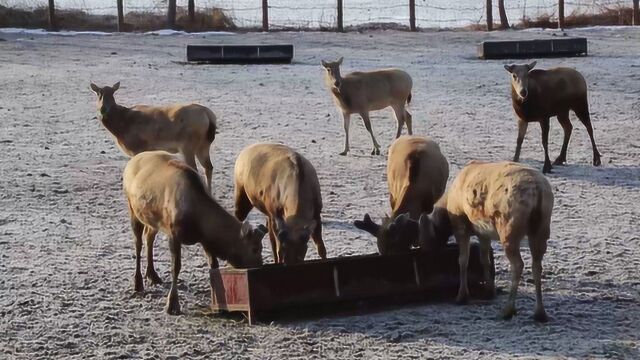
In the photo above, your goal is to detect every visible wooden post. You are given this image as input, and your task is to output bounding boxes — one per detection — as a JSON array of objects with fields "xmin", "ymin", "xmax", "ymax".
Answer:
[
  {"xmin": 168, "ymin": 0, "xmax": 177, "ymax": 29},
  {"xmin": 48, "ymin": 0, "xmax": 57, "ymax": 31},
  {"xmin": 634, "ymin": 0, "xmax": 639, "ymax": 26},
  {"xmin": 337, "ymin": 0, "xmax": 344, "ymax": 32},
  {"xmin": 486, "ymin": 0, "xmax": 493, "ymax": 31},
  {"xmin": 189, "ymin": 0, "xmax": 195, "ymax": 23},
  {"xmin": 117, "ymin": 0, "xmax": 125, "ymax": 32},
  {"xmin": 558, "ymin": 0, "xmax": 565, "ymax": 29},
  {"xmin": 498, "ymin": 0, "xmax": 509, "ymax": 29},
  {"xmin": 409, "ymin": 0, "xmax": 416, "ymax": 31},
  {"xmin": 262, "ymin": 0, "xmax": 269, "ymax": 31}
]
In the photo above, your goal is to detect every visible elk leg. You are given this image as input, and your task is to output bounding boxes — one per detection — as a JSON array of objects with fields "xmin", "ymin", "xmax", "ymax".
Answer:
[
  {"xmin": 501, "ymin": 237, "xmax": 524, "ymax": 320},
  {"xmin": 391, "ymin": 104, "xmax": 406, "ymax": 139},
  {"xmin": 143, "ymin": 226, "xmax": 162, "ymax": 285},
  {"xmin": 360, "ymin": 112, "xmax": 381, "ymax": 155},
  {"xmin": 554, "ymin": 111, "xmax": 572, "ymax": 165},
  {"xmin": 267, "ymin": 217, "xmax": 279, "ymax": 263},
  {"xmin": 340, "ymin": 112, "xmax": 351, "ymax": 156},
  {"xmin": 513, "ymin": 119, "xmax": 528, "ymax": 162},
  {"xmin": 405, "ymin": 110, "xmax": 413, "ymax": 135},
  {"xmin": 234, "ymin": 185, "xmax": 253, "ymax": 221},
  {"xmin": 131, "ymin": 214, "xmax": 144, "ymax": 293},
  {"xmin": 574, "ymin": 107, "xmax": 601, "ymax": 166},
  {"xmin": 454, "ymin": 231, "xmax": 471, "ymax": 304},
  {"xmin": 165, "ymin": 236, "xmax": 182, "ymax": 315},
  {"xmin": 528, "ymin": 221, "xmax": 550, "ymax": 322},
  {"xmin": 540, "ymin": 118, "xmax": 552, "ymax": 174},
  {"xmin": 196, "ymin": 146, "xmax": 214, "ymax": 194},
  {"xmin": 478, "ymin": 236, "xmax": 495, "ymax": 299},
  {"xmin": 181, "ymin": 149, "xmax": 197, "ymax": 171},
  {"xmin": 311, "ymin": 214, "xmax": 327, "ymax": 260}
]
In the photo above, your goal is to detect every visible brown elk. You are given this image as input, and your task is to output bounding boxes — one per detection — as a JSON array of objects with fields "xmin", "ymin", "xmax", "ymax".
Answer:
[
  {"xmin": 322, "ymin": 57, "xmax": 413, "ymax": 155},
  {"xmin": 90, "ymin": 82, "xmax": 217, "ymax": 191},
  {"xmin": 505, "ymin": 62, "xmax": 601, "ymax": 174},
  {"xmin": 123, "ymin": 151, "xmax": 267, "ymax": 314},
  {"xmin": 417, "ymin": 161, "xmax": 554, "ymax": 322},
  {"xmin": 234, "ymin": 143, "xmax": 326, "ymax": 265},
  {"xmin": 354, "ymin": 136, "xmax": 449, "ymax": 254}
]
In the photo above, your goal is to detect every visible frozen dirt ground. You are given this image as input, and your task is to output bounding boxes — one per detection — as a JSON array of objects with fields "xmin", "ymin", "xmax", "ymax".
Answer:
[{"xmin": 0, "ymin": 27, "xmax": 639, "ymax": 359}]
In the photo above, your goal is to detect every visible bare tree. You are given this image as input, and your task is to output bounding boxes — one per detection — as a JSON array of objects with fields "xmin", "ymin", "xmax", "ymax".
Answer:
[
  {"xmin": 168, "ymin": 0, "xmax": 177, "ymax": 29},
  {"xmin": 48, "ymin": 0, "xmax": 57, "ymax": 31},
  {"xmin": 498, "ymin": 0, "xmax": 509, "ymax": 29},
  {"xmin": 189, "ymin": 0, "xmax": 195, "ymax": 23}
]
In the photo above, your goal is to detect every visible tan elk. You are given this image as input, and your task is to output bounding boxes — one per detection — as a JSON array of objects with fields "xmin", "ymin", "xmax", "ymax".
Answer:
[
  {"xmin": 123, "ymin": 151, "xmax": 268, "ymax": 315},
  {"xmin": 321, "ymin": 57, "xmax": 413, "ymax": 155},
  {"xmin": 90, "ymin": 82, "xmax": 217, "ymax": 191},
  {"xmin": 505, "ymin": 62, "xmax": 601, "ymax": 174},
  {"xmin": 354, "ymin": 136, "xmax": 449, "ymax": 254},
  {"xmin": 234, "ymin": 143, "xmax": 326, "ymax": 265},
  {"xmin": 417, "ymin": 161, "xmax": 554, "ymax": 322}
]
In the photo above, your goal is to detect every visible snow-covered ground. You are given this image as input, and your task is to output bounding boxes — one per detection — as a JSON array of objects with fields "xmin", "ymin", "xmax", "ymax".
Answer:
[{"xmin": 0, "ymin": 27, "xmax": 639, "ymax": 359}]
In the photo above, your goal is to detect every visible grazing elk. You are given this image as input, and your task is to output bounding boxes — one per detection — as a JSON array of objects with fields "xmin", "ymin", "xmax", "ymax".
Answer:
[
  {"xmin": 90, "ymin": 82, "xmax": 217, "ymax": 191},
  {"xmin": 234, "ymin": 143, "xmax": 326, "ymax": 265},
  {"xmin": 322, "ymin": 57, "xmax": 413, "ymax": 156},
  {"xmin": 354, "ymin": 136, "xmax": 449, "ymax": 254},
  {"xmin": 417, "ymin": 161, "xmax": 554, "ymax": 322},
  {"xmin": 505, "ymin": 62, "xmax": 601, "ymax": 174},
  {"xmin": 123, "ymin": 151, "xmax": 267, "ymax": 315}
]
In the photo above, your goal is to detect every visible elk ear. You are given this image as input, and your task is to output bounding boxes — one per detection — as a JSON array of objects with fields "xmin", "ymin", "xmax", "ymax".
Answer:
[
  {"xmin": 504, "ymin": 64, "xmax": 514, "ymax": 73},
  {"xmin": 336, "ymin": 57, "xmax": 343, "ymax": 65},
  {"xmin": 240, "ymin": 220, "xmax": 252, "ymax": 238},
  {"xmin": 527, "ymin": 61, "xmax": 537, "ymax": 70},
  {"xmin": 112, "ymin": 81, "xmax": 120, "ymax": 92},
  {"xmin": 255, "ymin": 224, "xmax": 268, "ymax": 237},
  {"xmin": 354, "ymin": 213, "xmax": 380, "ymax": 237},
  {"xmin": 90, "ymin": 83, "xmax": 102, "ymax": 95},
  {"xmin": 321, "ymin": 60, "xmax": 329, "ymax": 68}
]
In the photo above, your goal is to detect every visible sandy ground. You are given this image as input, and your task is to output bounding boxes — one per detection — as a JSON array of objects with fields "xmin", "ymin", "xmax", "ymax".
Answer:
[{"xmin": 0, "ymin": 27, "xmax": 639, "ymax": 359}]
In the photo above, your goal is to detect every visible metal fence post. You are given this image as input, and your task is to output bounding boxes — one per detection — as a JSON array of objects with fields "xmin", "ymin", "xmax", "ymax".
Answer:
[
  {"xmin": 117, "ymin": 0, "xmax": 125, "ymax": 31},
  {"xmin": 410, "ymin": 0, "xmax": 416, "ymax": 31},
  {"xmin": 486, "ymin": 0, "xmax": 493, "ymax": 31},
  {"xmin": 337, "ymin": 0, "xmax": 344, "ymax": 32},
  {"xmin": 558, "ymin": 0, "xmax": 565, "ymax": 29},
  {"xmin": 48, "ymin": 0, "xmax": 57, "ymax": 31},
  {"xmin": 262, "ymin": 0, "xmax": 269, "ymax": 31}
]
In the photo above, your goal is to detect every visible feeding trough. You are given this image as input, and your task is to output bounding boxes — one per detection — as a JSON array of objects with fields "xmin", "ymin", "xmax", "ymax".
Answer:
[
  {"xmin": 478, "ymin": 38, "xmax": 588, "ymax": 59},
  {"xmin": 187, "ymin": 44, "xmax": 294, "ymax": 64},
  {"xmin": 210, "ymin": 243, "xmax": 494, "ymax": 324}
]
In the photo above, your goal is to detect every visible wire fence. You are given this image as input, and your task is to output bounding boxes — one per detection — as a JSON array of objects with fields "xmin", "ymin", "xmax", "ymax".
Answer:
[{"xmin": 1, "ymin": 0, "xmax": 637, "ymax": 30}]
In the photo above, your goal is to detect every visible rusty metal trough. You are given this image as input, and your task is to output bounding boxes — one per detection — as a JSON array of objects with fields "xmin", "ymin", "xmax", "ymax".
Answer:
[{"xmin": 210, "ymin": 243, "xmax": 494, "ymax": 324}]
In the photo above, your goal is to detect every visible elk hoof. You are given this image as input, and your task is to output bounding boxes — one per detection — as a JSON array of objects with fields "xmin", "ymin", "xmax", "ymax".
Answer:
[
  {"xmin": 339, "ymin": 150, "xmax": 348, "ymax": 156},
  {"xmin": 542, "ymin": 163, "xmax": 553, "ymax": 174},
  {"xmin": 501, "ymin": 305, "xmax": 517, "ymax": 320},
  {"xmin": 371, "ymin": 148, "xmax": 380, "ymax": 156},
  {"xmin": 455, "ymin": 293, "xmax": 469, "ymax": 305},
  {"xmin": 146, "ymin": 271, "xmax": 163, "ymax": 285},
  {"xmin": 553, "ymin": 158, "xmax": 566, "ymax": 166},
  {"xmin": 483, "ymin": 285, "xmax": 496, "ymax": 300},
  {"xmin": 134, "ymin": 274, "xmax": 144, "ymax": 293},
  {"xmin": 593, "ymin": 157, "xmax": 602, "ymax": 167},
  {"xmin": 165, "ymin": 297, "xmax": 181, "ymax": 315},
  {"xmin": 533, "ymin": 309, "xmax": 549, "ymax": 323}
]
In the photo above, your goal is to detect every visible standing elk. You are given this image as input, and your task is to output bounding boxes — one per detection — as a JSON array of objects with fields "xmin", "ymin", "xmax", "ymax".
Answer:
[
  {"xmin": 354, "ymin": 136, "xmax": 449, "ymax": 254},
  {"xmin": 417, "ymin": 161, "xmax": 554, "ymax": 322},
  {"xmin": 505, "ymin": 62, "xmax": 601, "ymax": 174},
  {"xmin": 90, "ymin": 82, "xmax": 217, "ymax": 191},
  {"xmin": 322, "ymin": 57, "xmax": 413, "ymax": 156},
  {"xmin": 123, "ymin": 151, "xmax": 267, "ymax": 315},
  {"xmin": 234, "ymin": 143, "xmax": 326, "ymax": 265}
]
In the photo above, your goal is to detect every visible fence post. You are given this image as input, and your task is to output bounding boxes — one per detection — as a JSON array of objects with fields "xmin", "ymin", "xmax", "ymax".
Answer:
[
  {"xmin": 167, "ymin": 0, "xmax": 176, "ymax": 29},
  {"xmin": 409, "ymin": 0, "xmax": 416, "ymax": 31},
  {"xmin": 337, "ymin": 0, "xmax": 344, "ymax": 31},
  {"xmin": 634, "ymin": 0, "xmax": 639, "ymax": 25},
  {"xmin": 117, "ymin": 0, "xmax": 125, "ymax": 31},
  {"xmin": 262, "ymin": 0, "xmax": 269, "ymax": 31},
  {"xmin": 48, "ymin": 0, "xmax": 57, "ymax": 31},
  {"xmin": 189, "ymin": 0, "xmax": 195, "ymax": 23},
  {"xmin": 486, "ymin": 0, "xmax": 493, "ymax": 31},
  {"xmin": 498, "ymin": 0, "xmax": 509, "ymax": 28},
  {"xmin": 558, "ymin": 0, "xmax": 565, "ymax": 29}
]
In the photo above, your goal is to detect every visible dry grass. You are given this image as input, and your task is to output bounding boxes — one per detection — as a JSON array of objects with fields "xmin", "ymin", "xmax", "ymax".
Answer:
[
  {"xmin": 0, "ymin": 5, "xmax": 235, "ymax": 32},
  {"xmin": 521, "ymin": 6, "xmax": 635, "ymax": 28}
]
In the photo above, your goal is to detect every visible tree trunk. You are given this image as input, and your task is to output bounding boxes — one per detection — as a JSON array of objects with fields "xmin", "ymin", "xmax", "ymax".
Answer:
[
  {"xmin": 634, "ymin": 0, "xmax": 639, "ymax": 26},
  {"xmin": 337, "ymin": 0, "xmax": 343, "ymax": 32},
  {"xmin": 409, "ymin": 0, "xmax": 416, "ymax": 31},
  {"xmin": 167, "ymin": 0, "xmax": 177, "ymax": 29},
  {"xmin": 262, "ymin": 0, "xmax": 269, "ymax": 31},
  {"xmin": 117, "ymin": 0, "xmax": 125, "ymax": 32},
  {"xmin": 486, "ymin": 0, "xmax": 493, "ymax": 31},
  {"xmin": 498, "ymin": 0, "xmax": 509, "ymax": 29},
  {"xmin": 188, "ymin": 0, "xmax": 195, "ymax": 24},
  {"xmin": 558, "ymin": 0, "xmax": 565, "ymax": 29},
  {"xmin": 48, "ymin": 0, "xmax": 57, "ymax": 31}
]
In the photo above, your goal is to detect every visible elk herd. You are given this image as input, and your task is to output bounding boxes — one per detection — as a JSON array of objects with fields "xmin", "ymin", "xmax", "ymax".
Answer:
[{"xmin": 89, "ymin": 57, "xmax": 602, "ymax": 322}]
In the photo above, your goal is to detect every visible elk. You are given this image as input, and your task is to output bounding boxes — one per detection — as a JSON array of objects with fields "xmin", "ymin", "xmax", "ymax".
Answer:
[
  {"xmin": 505, "ymin": 62, "xmax": 601, "ymax": 174},
  {"xmin": 90, "ymin": 82, "xmax": 217, "ymax": 191},
  {"xmin": 123, "ymin": 151, "xmax": 268, "ymax": 315},
  {"xmin": 354, "ymin": 136, "xmax": 449, "ymax": 254},
  {"xmin": 234, "ymin": 143, "xmax": 326, "ymax": 265},
  {"xmin": 417, "ymin": 161, "xmax": 554, "ymax": 322},
  {"xmin": 321, "ymin": 57, "xmax": 413, "ymax": 156}
]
